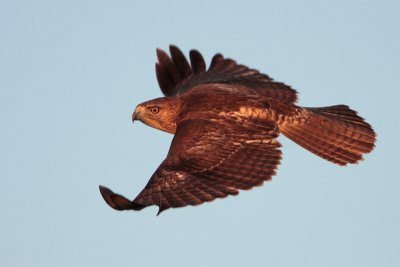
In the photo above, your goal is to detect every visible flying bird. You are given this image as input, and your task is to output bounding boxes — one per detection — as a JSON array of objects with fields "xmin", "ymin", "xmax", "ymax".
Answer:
[{"xmin": 99, "ymin": 45, "xmax": 376, "ymax": 215}]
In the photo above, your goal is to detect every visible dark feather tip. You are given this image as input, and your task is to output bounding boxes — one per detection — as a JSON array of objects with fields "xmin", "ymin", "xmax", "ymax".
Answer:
[
  {"xmin": 157, "ymin": 206, "xmax": 168, "ymax": 216},
  {"xmin": 99, "ymin": 185, "xmax": 133, "ymax": 211}
]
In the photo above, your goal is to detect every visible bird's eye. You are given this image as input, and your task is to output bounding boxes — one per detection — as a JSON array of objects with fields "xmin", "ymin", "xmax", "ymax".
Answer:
[{"xmin": 149, "ymin": 107, "xmax": 159, "ymax": 114}]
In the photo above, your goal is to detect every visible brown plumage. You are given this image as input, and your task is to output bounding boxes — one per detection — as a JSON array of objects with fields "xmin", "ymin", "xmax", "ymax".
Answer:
[{"xmin": 99, "ymin": 45, "xmax": 376, "ymax": 215}]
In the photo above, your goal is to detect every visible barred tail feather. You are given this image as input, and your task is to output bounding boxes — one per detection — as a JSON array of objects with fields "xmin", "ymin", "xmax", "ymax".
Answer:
[{"xmin": 279, "ymin": 105, "xmax": 376, "ymax": 165}]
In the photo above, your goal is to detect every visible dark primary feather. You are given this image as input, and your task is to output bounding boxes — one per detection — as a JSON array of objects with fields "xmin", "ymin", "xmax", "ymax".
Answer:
[
  {"xmin": 189, "ymin": 50, "xmax": 206, "ymax": 73},
  {"xmin": 169, "ymin": 45, "xmax": 191, "ymax": 78},
  {"xmin": 155, "ymin": 45, "xmax": 298, "ymax": 103}
]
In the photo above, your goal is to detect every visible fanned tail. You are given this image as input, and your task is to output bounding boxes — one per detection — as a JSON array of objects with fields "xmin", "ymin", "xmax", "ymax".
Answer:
[{"xmin": 278, "ymin": 105, "xmax": 376, "ymax": 165}]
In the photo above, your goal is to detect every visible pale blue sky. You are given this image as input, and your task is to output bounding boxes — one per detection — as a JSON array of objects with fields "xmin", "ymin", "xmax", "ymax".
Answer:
[{"xmin": 1, "ymin": 1, "xmax": 399, "ymax": 266}]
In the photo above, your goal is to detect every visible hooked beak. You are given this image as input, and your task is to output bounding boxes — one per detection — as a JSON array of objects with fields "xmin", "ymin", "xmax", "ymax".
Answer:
[
  {"xmin": 132, "ymin": 105, "xmax": 143, "ymax": 123},
  {"xmin": 132, "ymin": 112, "xmax": 137, "ymax": 123}
]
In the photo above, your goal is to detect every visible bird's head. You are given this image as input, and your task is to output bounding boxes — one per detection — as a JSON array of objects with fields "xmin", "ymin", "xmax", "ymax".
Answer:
[{"xmin": 132, "ymin": 97, "xmax": 178, "ymax": 133}]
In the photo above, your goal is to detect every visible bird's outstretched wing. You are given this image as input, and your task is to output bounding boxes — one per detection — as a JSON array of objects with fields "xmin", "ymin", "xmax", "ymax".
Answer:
[
  {"xmin": 100, "ymin": 118, "xmax": 281, "ymax": 214},
  {"xmin": 155, "ymin": 45, "xmax": 297, "ymax": 103}
]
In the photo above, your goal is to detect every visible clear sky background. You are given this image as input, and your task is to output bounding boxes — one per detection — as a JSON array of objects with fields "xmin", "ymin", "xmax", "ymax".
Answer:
[{"xmin": 1, "ymin": 1, "xmax": 399, "ymax": 266}]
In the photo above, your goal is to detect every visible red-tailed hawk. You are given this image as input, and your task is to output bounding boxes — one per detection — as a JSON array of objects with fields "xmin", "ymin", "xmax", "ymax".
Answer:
[{"xmin": 99, "ymin": 45, "xmax": 376, "ymax": 215}]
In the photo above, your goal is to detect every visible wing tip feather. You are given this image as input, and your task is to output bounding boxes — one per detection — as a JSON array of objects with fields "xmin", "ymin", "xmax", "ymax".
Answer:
[{"xmin": 99, "ymin": 185, "xmax": 146, "ymax": 211}]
